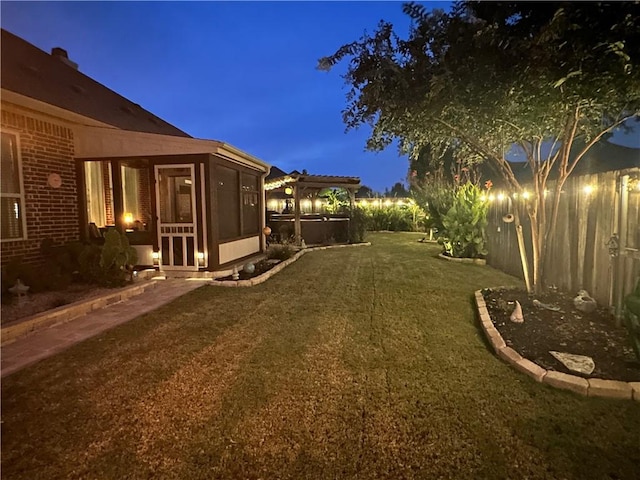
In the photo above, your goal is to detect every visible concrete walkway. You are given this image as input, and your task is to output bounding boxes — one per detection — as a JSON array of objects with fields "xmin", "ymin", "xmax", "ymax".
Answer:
[{"xmin": 1, "ymin": 278, "xmax": 207, "ymax": 378}]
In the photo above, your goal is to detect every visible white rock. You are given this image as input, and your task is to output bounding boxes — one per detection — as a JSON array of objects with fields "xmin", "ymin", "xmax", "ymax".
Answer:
[
  {"xmin": 550, "ymin": 351, "xmax": 595, "ymax": 375},
  {"xmin": 573, "ymin": 290, "xmax": 597, "ymax": 313},
  {"xmin": 509, "ymin": 300, "xmax": 524, "ymax": 323}
]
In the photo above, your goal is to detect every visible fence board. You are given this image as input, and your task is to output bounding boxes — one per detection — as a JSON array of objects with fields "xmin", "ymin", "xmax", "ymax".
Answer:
[{"xmin": 487, "ymin": 168, "xmax": 640, "ymax": 311}]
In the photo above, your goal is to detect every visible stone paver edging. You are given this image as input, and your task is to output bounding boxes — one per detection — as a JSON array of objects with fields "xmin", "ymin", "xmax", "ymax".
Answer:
[
  {"xmin": 475, "ymin": 289, "xmax": 639, "ymax": 401},
  {"xmin": 210, "ymin": 243, "xmax": 372, "ymax": 288},
  {"xmin": 438, "ymin": 253, "xmax": 486, "ymax": 265},
  {"xmin": 1, "ymin": 280, "xmax": 159, "ymax": 346}
]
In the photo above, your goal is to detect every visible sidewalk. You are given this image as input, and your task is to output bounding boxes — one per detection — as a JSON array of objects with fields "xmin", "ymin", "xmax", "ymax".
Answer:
[{"xmin": 1, "ymin": 278, "xmax": 207, "ymax": 378}]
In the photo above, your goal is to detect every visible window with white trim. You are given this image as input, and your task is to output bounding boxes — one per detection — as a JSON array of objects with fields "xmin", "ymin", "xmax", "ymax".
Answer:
[{"xmin": 1, "ymin": 131, "xmax": 27, "ymax": 241}]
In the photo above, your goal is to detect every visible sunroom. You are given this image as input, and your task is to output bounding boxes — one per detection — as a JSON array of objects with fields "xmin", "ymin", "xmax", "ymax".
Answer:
[{"xmin": 75, "ymin": 127, "xmax": 270, "ymax": 274}]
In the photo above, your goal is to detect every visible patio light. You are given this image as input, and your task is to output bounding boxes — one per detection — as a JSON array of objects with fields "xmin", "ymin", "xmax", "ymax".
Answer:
[{"xmin": 284, "ymin": 187, "xmax": 293, "ymax": 195}]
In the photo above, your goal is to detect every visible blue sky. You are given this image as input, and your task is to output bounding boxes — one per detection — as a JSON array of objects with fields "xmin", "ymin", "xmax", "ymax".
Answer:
[{"xmin": 2, "ymin": 1, "xmax": 637, "ymax": 191}]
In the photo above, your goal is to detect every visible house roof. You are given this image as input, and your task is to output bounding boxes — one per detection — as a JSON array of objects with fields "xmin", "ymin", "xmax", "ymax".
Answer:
[
  {"xmin": 265, "ymin": 165, "xmax": 289, "ymax": 180},
  {"xmin": 0, "ymin": 29, "xmax": 190, "ymax": 137},
  {"xmin": 480, "ymin": 140, "xmax": 639, "ymax": 189}
]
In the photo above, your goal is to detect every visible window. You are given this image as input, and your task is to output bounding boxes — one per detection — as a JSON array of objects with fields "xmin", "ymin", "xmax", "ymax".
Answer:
[
  {"xmin": 216, "ymin": 165, "xmax": 240, "ymax": 240},
  {"xmin": 242, "ymin": 172, "xmax": 260, "ymax": 235},
  {"xmin": 84, "ymin": 161, "xmax": 114, "ymax": 228},
  {"xmin": 216, "ymin": 164, "xmax": 262, "ymax": 241},
  {"xmin": 1, "ymin": 132, "xmax": 26, "ymax": 241}
]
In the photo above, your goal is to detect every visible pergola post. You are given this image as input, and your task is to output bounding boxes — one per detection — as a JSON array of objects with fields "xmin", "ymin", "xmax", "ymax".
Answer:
[
  {"xmin": 347, "ymin": 189, "xmax": 356, "ymax": 208},
  {"xmin": 294, "ymin": 184, "xmax": 302, "ymax": 245}
]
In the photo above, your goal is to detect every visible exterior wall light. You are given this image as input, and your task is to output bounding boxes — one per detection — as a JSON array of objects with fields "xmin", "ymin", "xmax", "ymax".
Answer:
[{"xmin": 284, "ymin": 186, "xmax": 293, "ymax": 195}]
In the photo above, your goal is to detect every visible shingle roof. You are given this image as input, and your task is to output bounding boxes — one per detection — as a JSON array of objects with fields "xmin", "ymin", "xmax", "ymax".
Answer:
[{"xmin": 1, "ymin": 29, "xmax": 191, "ymax": 138}]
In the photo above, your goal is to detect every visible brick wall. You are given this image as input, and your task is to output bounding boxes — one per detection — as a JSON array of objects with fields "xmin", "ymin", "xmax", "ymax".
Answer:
[{"xmin": 1, "ymin": 107, "xmax": 79, "ymax": 266}]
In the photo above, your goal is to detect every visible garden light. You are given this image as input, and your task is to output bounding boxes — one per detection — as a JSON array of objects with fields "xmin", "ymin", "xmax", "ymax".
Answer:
[
  {"xmin": 522, "ymin": 191, "xmax": 530, "ymax": 199},
  {"xmin": 497, "ymin": 193, "xmax": 505, "ymax": 201},
  {"xmin": 583, "ymin": 185, "xmax": 594, "ymax": 195}
]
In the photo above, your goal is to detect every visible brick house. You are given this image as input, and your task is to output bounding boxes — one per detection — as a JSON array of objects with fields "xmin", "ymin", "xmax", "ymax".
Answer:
[{"xmin": 1, "ymin": 29, "xmax": 270, "ymax": 273}]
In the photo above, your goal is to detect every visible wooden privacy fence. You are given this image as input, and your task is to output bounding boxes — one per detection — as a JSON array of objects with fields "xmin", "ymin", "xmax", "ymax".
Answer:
[{"xmin": 486, "ymin": 168, "xmax": 640, "ymax": 315}]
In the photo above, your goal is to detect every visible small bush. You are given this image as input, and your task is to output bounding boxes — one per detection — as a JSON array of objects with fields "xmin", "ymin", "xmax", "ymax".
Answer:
[
  {"xmin": 348, "ymin": 206, "xmax": 368, "ymax": 243},
  {"xmin": 267, "ymin": 244, "xmax": 295, "ymax": 261},
  {"xmin": 440, "ymin": 182, "xmax": 488, "ymax": 258}
]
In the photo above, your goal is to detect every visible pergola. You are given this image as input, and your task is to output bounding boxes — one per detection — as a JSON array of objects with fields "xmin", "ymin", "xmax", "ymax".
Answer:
[{"xmin": 264, "ymin": 172, "xmax": 361, "ymax": 245}]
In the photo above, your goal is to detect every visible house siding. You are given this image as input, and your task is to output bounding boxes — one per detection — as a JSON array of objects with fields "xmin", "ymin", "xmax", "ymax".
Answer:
[{"xmin": 1, "ymin": 105, "xmax": 78, "ymax": 266}]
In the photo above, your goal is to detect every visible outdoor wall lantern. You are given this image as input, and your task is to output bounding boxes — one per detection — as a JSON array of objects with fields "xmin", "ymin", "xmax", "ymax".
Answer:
[
  {"xmin": 284, "ymin": 186, "xmax": 293, "ymax": 195},
  {"xmin": 197, "ymin": 251, "xmax": 205, "ymax": 267},
  {"xmin": 152, "ymin": 251, "xmax": 160, "ymax": 266}
]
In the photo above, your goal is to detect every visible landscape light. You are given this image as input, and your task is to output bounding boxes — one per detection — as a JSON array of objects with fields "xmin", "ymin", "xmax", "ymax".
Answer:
[
  {"xmin": 522, "ymin": 191, "xmax": 530, "ymax": 199},
  {"xmin": 497, "ymin": 193, "xmax": 505, "ymax": 201},
  {"xmin": 583, "ymin": 185, "xmax": 594, "ymax": 195}
]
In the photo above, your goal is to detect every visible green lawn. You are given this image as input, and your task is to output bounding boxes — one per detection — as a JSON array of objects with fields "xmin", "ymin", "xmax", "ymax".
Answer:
[{"xmin": 2, "ymin": 232, "xmax": 639, "ymax": 479}]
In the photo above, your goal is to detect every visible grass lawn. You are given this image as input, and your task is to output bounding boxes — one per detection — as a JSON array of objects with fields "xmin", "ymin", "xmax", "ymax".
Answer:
[{"xmin": 2, "ymin": 232, "xmax": 639, "ymax": 479}]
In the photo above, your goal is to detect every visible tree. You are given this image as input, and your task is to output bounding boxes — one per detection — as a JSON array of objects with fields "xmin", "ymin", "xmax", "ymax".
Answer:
[
  {"xmin": 387, "ymin": 181, "xmax": 409, "ymax": 197},
  {"xmin": 319, "ymin": 1, "xmax": 640, "ymax": 293}
]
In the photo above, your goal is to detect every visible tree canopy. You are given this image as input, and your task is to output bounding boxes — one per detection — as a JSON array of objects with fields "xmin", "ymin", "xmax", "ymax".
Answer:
[{"xmin": 319, "ymin": 1, "xmax": 640, "ymax": 292}]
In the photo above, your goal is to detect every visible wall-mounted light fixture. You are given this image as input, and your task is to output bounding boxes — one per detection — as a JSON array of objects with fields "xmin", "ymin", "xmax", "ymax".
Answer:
[
  {"xmin": 152, "ymin": 250, "xmax": 160, "ymax": 266},
  {"xmin": 284, "ymin": 186, "xmax": 293, "ymax": 195}
]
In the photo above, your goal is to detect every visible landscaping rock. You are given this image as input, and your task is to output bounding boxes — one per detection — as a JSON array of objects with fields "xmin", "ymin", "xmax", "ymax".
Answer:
[
  {"xmin": 509, "ymin": 300, "xmax": 524, "ymax": 323},
  {"xmin": 573, "ymin": 290, "xmax": 597, "ymax": 313},
  {"xmin": 549, "ymin": 351, "xmax": 595, "ymax": 375}
]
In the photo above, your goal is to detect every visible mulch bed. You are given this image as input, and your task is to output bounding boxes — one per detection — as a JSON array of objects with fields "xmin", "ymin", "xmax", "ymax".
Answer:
[
  {"xmin": 483, "ymin": 287, "xmax": 640, "ymax": 382},
  {"xmin": 1, "ymin": 283, "xmax": 113, "ymax": 326},
  {"xmin": 216, "ymin": 259, "xmax": 281, "ymax": 281}
]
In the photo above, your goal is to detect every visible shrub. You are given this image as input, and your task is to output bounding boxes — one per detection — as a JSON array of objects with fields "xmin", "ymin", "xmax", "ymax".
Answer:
[
  {"xmin": 98, "ymin": 230, "xmax": 138, "ymax": 286},
  {"xmin": 440, "ymin": 182, "xmax": 488, "ymax": 258},
  {"xmin": 266, "ymin": 244, "xmax": 295, "ymax": 261},
  {"xmin": 347, "ymin": 206, "xmax": 367, "ymax": 243},
  {"xmin": 361, "ymin": 203, "xmax": 426, "ymax": 232}
]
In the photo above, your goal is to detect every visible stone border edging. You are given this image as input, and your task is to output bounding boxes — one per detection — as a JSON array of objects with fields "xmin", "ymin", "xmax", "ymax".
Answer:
[
  {"xmin": 439, "ymin": 253, "xmax": 486, "ymax": 265},
  {"xmin": 210, "ymin": 242, "xmax": 372, "ymax": 288},
  {"xmin": 474, "ymin": 289, "xmax": 640, "ymax": 402},
  {"xmin": 1, "ymin": 280, "xmax": 159, "ymax": 346}
]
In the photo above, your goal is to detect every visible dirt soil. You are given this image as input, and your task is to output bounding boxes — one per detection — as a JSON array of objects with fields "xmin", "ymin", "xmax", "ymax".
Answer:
[{"xmin": 483, "ymin": 287, "xmax": 640, "ymax": 382}]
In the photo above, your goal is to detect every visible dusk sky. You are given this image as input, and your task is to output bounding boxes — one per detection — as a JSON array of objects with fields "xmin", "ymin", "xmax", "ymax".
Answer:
[{"xmin": 2, "ymin": 1, "xmax": 637, "ymax": 192}]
